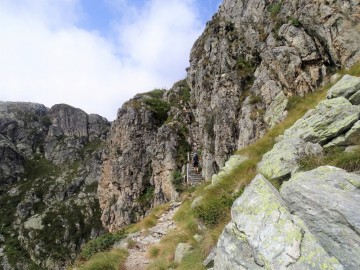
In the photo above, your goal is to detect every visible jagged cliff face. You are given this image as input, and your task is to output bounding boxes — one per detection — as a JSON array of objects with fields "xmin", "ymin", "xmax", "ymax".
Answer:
[
  {"xmin": 97, "ymin": 0, "xmax": 360, "ymax": 232},
  {"xmin": 0, "ymin": 102, "xmax": 109, "ymax": 269},
  {"xmin": 187, "ymin": 0, "xmax": 360, "ymax": 178},
  {"xmin": 214, "ymin": 75, "xmax": 360, "ymax": 269},
  {"xmin": 98, "ymin": 84, "xmax": 191, "ymax": 231}
]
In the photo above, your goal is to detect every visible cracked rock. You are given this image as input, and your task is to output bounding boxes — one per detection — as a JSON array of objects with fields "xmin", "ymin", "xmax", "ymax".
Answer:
[{"xmin": 214, "ymin": 174, "xmax": 343, "ymax": 270}]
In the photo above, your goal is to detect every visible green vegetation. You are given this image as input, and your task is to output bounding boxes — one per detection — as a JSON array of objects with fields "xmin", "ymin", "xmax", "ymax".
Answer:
[
  {"xmin": 146, "ymin": 62, "xmax": 360, "ymax": 268},
  {"xmin": 24, "ymin": 154, "xmax": 61, "ymax": 181},
  {"xmin": 168, "ymin": 79, "xmax": 191, "ymax": 107},
  {"xmin": 74, "ymin": 62, "xmax": 360, "ymax": 269},
  {"xmin": 141, "ymin": 89, "xmax": 171, "ymax": 124},
  {"xmin": 75, "ymin": 249, "xmax": 128, "ymax": 270},
  {"xmin": 236, "ymin": 57, "xmax": 255, "ymax": 77},
  {"xmin": 193, "ymin": 189, "xmax": 243, "ymax": 227},
  {"xmin": 268, "ymin": 2, "xmax": 282, "ymax": 18},
  {"xmin": 249, "ymin": 94, "xmax": 263, "ymax": 104},
  {"xmin": 290, "ymin": 17, "xmax": 302, "ymax": 27},
  {"xmin": 126, "ymin": 204, "xmax": 170, "ymax": 233},
  {"xmin": 204, "ymin": 114, "xmax": 216, "ymax": 139},
  {"xmin": 171, "ymin": 170, "xmax": 184, "ymax": 192},
  {"xmin": 80, "ymin": 230, "xmax": 126, "ymax": 260},
  {"xmin": 137, "ymin": 185, "xmax": 155, "ymax": 207},
  {"xmin": 300, "ymin": 147, "xmax": 360, "ymax": 172}
]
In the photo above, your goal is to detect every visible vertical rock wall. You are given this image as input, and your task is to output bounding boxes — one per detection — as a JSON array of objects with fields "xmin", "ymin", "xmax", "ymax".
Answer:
[{"xmin": 187, "ymin": 0, "xmax": 360, "ymax": 178}]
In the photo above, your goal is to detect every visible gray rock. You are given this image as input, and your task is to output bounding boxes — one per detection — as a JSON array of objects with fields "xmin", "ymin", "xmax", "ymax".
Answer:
[
  {"xmin": 203, "ymin": 247, "xmax": 216, "ymax": 268},
  {"xmin": 187, "ymin": 0, "xmax": 360, "ymax": 178},
  {"xmin": 214, "ymin": 174, "xmax": 342, "ymax": 270},
  {"xmin": 327, "ymin": 75, "xmax": 360, "ymax": 101},
  {"xmin": 211, "ymin": 154, "xmax": 247, "ymax": 185},
  {"xmin": 281, "ymin": 166, "xmax": 360, "ymax": 270},
  {"xmin": 323, "ymin": 135, "xmax": 347, "ymax": 149},
  {"xmin": 24, "ymin": 214, "xmax": 45, "ymax": 230},
  {"xmin": 257, "ymin": 136, "xmax": 322, "ymax": 180},
  {"xmin": 345, "ymin": 145, "xmax": 360, "ymax": 153},
  {"xmin": 0, "ymin": 135, "xmax": 24, "ymax": 185},
  {"xmin": 174, "ymin": 243, "xmax": 192, "ymax": 263},
  {"xmin": 191, "ymin": 196, "xmax": 203, "ymax": 209},
  {"xmin": 344, "ymin": 120, "xmax": 360, "ymax": 145},
  {"xmin": 284, "ymin": 97, "xmax": 360, "ymax": 144}
]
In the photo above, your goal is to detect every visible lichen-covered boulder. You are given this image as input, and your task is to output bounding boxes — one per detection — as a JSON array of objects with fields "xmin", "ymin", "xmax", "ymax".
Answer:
[
  {"xmin": 211, "ymin": 154, "xmax": 248, "ymax": 185},
  {"xmin": 281, "ymin": 166, "xmax": 360, "ymax": 270},
  {"xmin": 327, "ymin": 75, "xmax": 360, "ymax": 102},
  {"xmin": 283, "ymin": 97, "xmax": 360, "ymax": 144},
  {"xmin": 257, "ymin": 137, "xmax": 322, "ymax": 181},
  {"xmin": 344, "ymin": 120, "xmax": 360, "ymax": 145},
  {"xmin": 214, "ymin": 174, "xmax": 342, "ymax": 270}
]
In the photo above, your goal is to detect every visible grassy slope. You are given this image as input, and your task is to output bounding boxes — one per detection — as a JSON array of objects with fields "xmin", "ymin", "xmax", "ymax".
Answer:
[
  {"xmin": 148, "ymin": 63, "xmax": 360, "ymax": 269},
  {"xmin": 74, "ymin": 62, "xmax": 360, "ymax": 270}
]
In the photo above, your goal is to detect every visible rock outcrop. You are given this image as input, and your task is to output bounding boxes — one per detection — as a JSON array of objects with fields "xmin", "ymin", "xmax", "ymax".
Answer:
[
  {"xmin": 215, "ymin": 75, "xmax": 360, "ymax": 269},
  {"xmin": 187, "ymin": 0, "xmax": 360, "ymax": 179},
  {"xmin": 215, "ymin": 174, "xmax": 343, "ymax": 270},
  {"xmin": 0, "ymin": 102, "xmax": 110, "ymax": 269},
  {"xmin": 258, "ymin": 75, "xmax": 360, "ymax": 182},
  {"xmin": 99, "ymin": 85, "xmax": 191, "ymax": 231},
  {"xmin": 281, "ymin": 166, "xmax": 360, "ymax": 270}
]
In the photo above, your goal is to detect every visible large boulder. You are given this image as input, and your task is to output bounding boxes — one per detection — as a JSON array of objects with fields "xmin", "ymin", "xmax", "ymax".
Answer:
[
  {"xmin": 283, "ymin": 97, "xmax": 360, "ymax": 144},
  {"xmin": 327, "ymin": 75, "xmax": 360, "ymax": 103},
  {"xmin": 211, "ymin": 154, "xmax": 248, "ymax": 185},
  {"xmin": 281, "ymin": 166, "xmax": 360, "ymax": 270},
  {"xmin": 214, "ymin": 174, "xmax": 342, "ymax": 270},
  {"xmin": 257, "ymin": 137, "xmax": 322, "ymax": 181}
]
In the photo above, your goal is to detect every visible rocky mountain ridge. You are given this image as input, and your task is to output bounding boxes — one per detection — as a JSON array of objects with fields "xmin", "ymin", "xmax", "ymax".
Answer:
[
  {"xmin": 0, "ymin": 102, "xmax": 109, "ymax": 269},
  {"xmin": 213, "ymin": 74, "xmax": 360, "ymax": 269},
  {"xmin": 1, "ymin": 0, "xmax": 360, "ymax": 269},
  {"xmin": 99, "ymin": 0, "xmax": 360, "ymax": 234}
]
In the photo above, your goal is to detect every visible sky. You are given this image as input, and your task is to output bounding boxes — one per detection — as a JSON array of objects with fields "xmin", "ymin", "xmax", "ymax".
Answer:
[{"xmin": 0, "ymin": 0, "xmax": 221, "ymax": 121}]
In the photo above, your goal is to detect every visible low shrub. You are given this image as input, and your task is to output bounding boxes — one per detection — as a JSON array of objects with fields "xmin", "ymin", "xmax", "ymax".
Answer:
[
  {"xmin": 76, "ymin": 248, "xmax": 128, "ymax": 270},
  {"xmin": 80, "ymin": 231, "xmax": 126, "ymax": 260},
  {"xmin": 300, "ymin": 147, "xmax": 360, "ymax": 172},
  {"xmin": 171, "ymin": 170, "xmax": 184, "ymax": 192}
]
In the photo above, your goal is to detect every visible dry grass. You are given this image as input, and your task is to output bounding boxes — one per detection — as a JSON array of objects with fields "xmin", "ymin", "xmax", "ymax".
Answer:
[
  {"xmin": 126, "ymin": 203, "xmax": 170, "ymax": 234},
  {"xmin": 73, "ymin": 249, "xmax": 128, "ymax": 270},
  {"xmin": 75, "ymin": 62, "xmax": 360, "ymax": 270}
]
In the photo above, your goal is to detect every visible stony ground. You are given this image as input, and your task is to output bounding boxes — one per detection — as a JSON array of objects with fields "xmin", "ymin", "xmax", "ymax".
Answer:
[{"xmin": 123, "ymin": 202, "xmax": 181, "ymax": 270}]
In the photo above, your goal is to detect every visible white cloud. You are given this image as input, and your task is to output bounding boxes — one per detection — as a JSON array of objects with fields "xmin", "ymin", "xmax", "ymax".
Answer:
[{"xmin": 0, "ymin": 0, "xmax": 204, "ymax": 120}]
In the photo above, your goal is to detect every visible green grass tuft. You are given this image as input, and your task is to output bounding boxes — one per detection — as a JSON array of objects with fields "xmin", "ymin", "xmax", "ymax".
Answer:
[
  {"xmin": 74, "ymin": 249, "xmax": 128, "ymax": 270},
  {"xmin": 80, "ymin": 231, "xmax": 126, "ymax": 260},
  {"xmin": 300, "ymin": 147, "xmax": 360, "ymax": 172}
]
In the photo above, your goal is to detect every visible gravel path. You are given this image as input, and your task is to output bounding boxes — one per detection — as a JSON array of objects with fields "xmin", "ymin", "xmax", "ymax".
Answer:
[{"xmin": 124, "ymin": 202, "xmax": 181, "ymax": 270}]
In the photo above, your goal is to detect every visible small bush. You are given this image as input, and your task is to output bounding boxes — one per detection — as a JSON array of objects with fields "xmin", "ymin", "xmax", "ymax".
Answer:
[
  {"xmin": 148, "ymin": 246, "xmax": 160, "ymax": 258},
  {"xmin": 171, "ymin": 170, "xmax": 184, "ymax": 192},
  {"xmin": 143, "ymin": 97, "xmax": 171, "ymax": 124},
  {"xmin": 76, "ymin": 248, "xmax": 128, "ymax": 270},
  {"xmin": 237, "ymin": 57, "xmax": 255, "ymax": 77},
  {"xmin": 290, "ymin": 18, "xmax": 302, "ymax": 27},
  {"xmin": 80, "ymin": 231, "xmax": 126, "ymax": 260},
  {"xmin": 268, "ymin": 3, "xmax": 282, "ymax": 18},
  {"xmin": 137, "ymin": 186, "xmax": 155, "ymax": 206},
  {"xmin": 193, "ymin": 190, "xmax": 243, "ymax": 228}
]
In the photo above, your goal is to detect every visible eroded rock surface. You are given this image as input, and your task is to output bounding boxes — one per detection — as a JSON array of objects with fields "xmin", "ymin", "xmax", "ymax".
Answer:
[
  {"xmin": 187, "ymin": 0, "xmax": 360, "ymax": 178},
  {"xmin": 281, "ymin": 166, "xmax": 360, "ymax": 270},
  {"xmin": 99, "ymin": 85, "xmax": 191, "ymax": 231},
  {"xmin": 214, "ymin": 174, "xmax": 342, "ymax": 270},
  {"xmin": 0, "ymin": 102, "xmax": 109, "ymax": 269}
]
